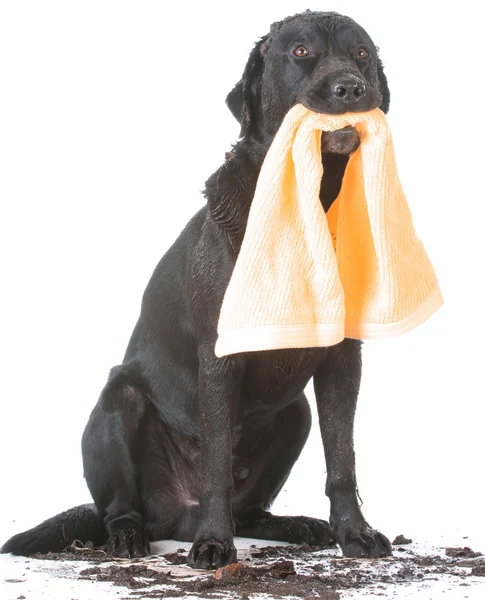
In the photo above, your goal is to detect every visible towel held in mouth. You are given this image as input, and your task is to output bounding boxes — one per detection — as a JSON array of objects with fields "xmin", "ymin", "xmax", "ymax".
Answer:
[{"xmin": 215, "ymin": 103, "xmax": 443, "ymax": 358}]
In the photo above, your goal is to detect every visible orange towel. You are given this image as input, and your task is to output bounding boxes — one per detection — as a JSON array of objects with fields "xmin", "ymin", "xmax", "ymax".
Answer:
[{"xmin": 215, "ymin": 103, "xmax": 443, "ymax": 358}]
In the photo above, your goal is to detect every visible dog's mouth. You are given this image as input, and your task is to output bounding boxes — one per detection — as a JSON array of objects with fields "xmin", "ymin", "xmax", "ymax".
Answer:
[
  {"xmin": 298, "ymin": 88, "xmax": 382, "ymax": 117},
  {"xmin": 320, "ymin": 126, "xmax": 361, "ymax": 156},
  {"xmin": 300, "ymin": 99, "xmax": 379, "ymax": 116}
]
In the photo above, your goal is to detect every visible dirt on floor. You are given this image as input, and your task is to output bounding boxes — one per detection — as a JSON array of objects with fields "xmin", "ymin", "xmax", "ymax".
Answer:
[{"xmin": 28, "ymin": 539, "xmax": 485, "ymax": 600}]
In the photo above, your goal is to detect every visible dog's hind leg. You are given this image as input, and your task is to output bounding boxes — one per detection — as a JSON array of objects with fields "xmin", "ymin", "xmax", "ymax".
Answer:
[
  {"xmin": 81, "ymin": 365, "xmax": 151, "ymax": 558},
  {"xmin": 233, "ymin": 394, "xmax": 334, "ymax": 546}
]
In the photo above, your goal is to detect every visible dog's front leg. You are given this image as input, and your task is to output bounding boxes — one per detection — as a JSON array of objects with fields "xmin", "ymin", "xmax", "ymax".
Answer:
[
  {"xmin": 313, "ymin": 339, "xmax": 392, "ymax": 558},
  {"xmin": 188, "ymin": 344, "xmax": 244, "ymax": 569}
]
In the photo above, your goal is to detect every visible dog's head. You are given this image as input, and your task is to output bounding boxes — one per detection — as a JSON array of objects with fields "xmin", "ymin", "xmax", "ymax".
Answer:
[{"xmin": 227, "ymin": 11, "xmax": 390, "ymax": 139}]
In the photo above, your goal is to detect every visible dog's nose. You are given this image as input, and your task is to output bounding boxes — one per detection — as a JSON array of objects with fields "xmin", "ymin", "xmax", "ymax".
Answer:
[
  {"xmin": 300, "ymin": 70, "xmax": 377, "ymax": 115},
  {"xmin": 329, "ymin": 75, "xmax": 367, "ymax": 105},
  {"xmin": 332, "ymin": 81, "xmax": 365, "ymax": 100}
]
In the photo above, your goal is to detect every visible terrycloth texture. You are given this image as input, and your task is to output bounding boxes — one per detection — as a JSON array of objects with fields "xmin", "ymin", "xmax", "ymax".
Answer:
[{"xmin": 215, "ymin": 103, "xmax": 443, "ymax": 358}]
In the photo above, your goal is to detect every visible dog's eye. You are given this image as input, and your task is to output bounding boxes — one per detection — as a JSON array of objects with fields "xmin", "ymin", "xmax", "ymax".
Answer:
[
  {"xmin": 293, "ymin": 45, "xmax": 309, "ymax": 57},
  {"xmin": 356, "ymin": 47, "xmax": 369, "ymax": 59}
]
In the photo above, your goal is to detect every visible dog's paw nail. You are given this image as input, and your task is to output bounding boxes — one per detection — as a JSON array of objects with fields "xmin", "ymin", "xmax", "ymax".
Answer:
[
  {"xmin": 188, "ymin": 538, "xmax": 237, "ymax": 570},
  {"xmin": 106, "ymin": 528, "xmax": 150, "ymax": 558}
]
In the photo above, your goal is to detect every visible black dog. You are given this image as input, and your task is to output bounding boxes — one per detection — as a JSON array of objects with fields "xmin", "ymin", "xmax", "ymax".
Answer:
[{"xmin": 2, "ymin": 11, "xmax": 392, "ymax": 569}]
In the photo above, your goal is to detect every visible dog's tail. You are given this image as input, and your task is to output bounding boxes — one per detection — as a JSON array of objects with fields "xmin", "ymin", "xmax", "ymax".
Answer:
[{"xmin": 1, "ymin": 504, "xmax": 106, "ymax": 555}]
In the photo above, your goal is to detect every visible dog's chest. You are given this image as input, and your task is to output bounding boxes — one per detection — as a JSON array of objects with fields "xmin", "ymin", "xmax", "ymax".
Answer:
[{"xmin": 241, "ymin": 347, "xmax": 327, "ymax": 407}]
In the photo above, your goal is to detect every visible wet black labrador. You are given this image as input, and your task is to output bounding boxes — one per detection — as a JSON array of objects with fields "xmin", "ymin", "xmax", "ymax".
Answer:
[{"xmin": 2, "ymin": 11, "xmax": 392, "ymax": 569}]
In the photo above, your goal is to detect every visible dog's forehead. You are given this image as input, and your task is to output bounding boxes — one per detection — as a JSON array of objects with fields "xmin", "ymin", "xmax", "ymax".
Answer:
[{"xmin": 269, "ymin": 14, "xmax": 374, "ymax": 50}]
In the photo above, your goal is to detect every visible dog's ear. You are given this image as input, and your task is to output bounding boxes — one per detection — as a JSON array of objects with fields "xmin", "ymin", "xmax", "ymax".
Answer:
[
  {"xmin": 377, "ymin": 55, "xmax": 390, "ymax": 114},
  {"xmin": 226, "ymin": 35, "xmax": 268, "ymax": 138}
]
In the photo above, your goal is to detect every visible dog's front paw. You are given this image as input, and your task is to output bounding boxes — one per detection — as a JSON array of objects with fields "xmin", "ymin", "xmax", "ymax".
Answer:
[
  {"xmin": 106, "ymin": 527, "xmax": 150, "ymax": 558},
  {"xmin": 335, "ymin": 521, "xmax": 391, "ymax": 558},
  {"xmin": 321, "ymin": 126, "xmax": 360, "ymax": 155},
  {"xmin": 188, "ymin": 537, "xmax": 237, "ymax": 570}
]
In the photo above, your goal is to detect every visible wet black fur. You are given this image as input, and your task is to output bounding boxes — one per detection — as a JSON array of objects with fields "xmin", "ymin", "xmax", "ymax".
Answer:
[{"xmin": 2, "ymin": 11, "xmax": 393, "ymax": 569}]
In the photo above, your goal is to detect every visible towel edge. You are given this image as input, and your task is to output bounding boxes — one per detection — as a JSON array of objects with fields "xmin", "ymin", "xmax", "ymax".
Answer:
[
  {"xmin": 215, "ymin": 323, "xmax": 345, "ymax": 358},
  {"xmin": 214, "ymin": 288, "xmax": 444, "ymax": 358},
  {"xmin": 345, "ymin": 287, "xmax": 444, "ymax": 339}
]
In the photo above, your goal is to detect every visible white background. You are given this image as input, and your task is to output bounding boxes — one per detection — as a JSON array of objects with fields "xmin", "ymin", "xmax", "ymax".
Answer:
[{"xmin": 1, "ymin": 0, "xmax": 483, "ymax": 555}]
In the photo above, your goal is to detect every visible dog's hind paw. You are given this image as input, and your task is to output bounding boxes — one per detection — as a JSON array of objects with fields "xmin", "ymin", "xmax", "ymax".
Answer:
[
  {"xmin": 106, "ymin": 527, "xmax": 150, "ymax": 558},
  {"xmin": 288, "ymin": 515, "xmax": 336, "ymax": 546},
  {"xmin": 188, "ymin": 538, "xmax": 237, "ymax": 570},
  {"xmin": 236, "ymin": 511, "xmax": 335, "ymax": 546}
]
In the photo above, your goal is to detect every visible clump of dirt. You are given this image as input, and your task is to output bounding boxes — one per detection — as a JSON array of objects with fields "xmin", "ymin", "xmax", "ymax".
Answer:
[
  {"xmin": 32, "ymin": 540, "xmax": 111, "ymax": 563},
  {"xmin": 248, "ymin": 542, "xmax": 325, "ymax": 559},
  {"xmin": 445, "ymin": 547, "xmax": 483, "ymax": 559},
  {"xmin": 214, "ymin": 559, "xmax": 295, "ymax": 581},
  {"xmin": 80, "ymin": 564, "xmax": 171, "ymax": 589},
  {"xmin": 162, "ymin": 552, "xmax": 187, "ymax": 565},
  {"xmin": 392, "ymin": 534, "xmax": 413, "ymax": 545}
]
